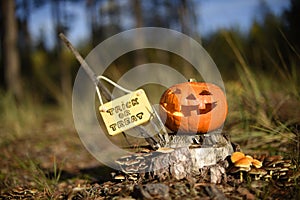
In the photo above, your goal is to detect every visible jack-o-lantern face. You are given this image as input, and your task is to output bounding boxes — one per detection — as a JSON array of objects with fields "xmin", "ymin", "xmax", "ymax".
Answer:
[{"xmin": 159, "ymin": 82, "xmax": 227, "ymax": 134}]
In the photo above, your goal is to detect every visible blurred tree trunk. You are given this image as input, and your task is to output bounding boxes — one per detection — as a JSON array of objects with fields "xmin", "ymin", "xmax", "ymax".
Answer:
[
  {"xmin": 132, "ymin": 0, "xmax": 146, "ymax": 65},
  {"xmin": 1, "ymin": 0, "xmax": 23, "ymax": 100},
  {"xmin": 19, "ymin": 0, "xmax": 32, "ymax": 52},
  {"xmin": 178, "ymin": 0, "xmax": 195, "ymax": 78},
  {"xmin": 19, "ymin": 0, "xmax": 33, "ymax": 79},
  {"xmin": 51, "ymin": 0, "xmax": 72, "ymax": 103},
  {"xmin": 179, "ymin": 0, "xmax": 190, "ymax": 35},
  {"xmin": 86, "ymin": 0, "xmax": 100, "ymax": 46},
  {"xmin": 284, "ymin": 0, "xmax": 300, "ymax": 52},
  {"xmin": 133, "ymin": 0, "xmax": 143, "ymax": 28}
]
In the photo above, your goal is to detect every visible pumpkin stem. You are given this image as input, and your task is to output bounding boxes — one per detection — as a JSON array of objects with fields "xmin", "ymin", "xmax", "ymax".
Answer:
[{"xmin": 188, "ymin": 78, "xmax": 197, "ymax": 82}]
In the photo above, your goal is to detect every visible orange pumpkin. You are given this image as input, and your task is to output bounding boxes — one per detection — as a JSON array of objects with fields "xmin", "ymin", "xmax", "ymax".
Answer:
[{"xmin": 159, "ymin": 81, "xmax": 227, "ymax": 134}]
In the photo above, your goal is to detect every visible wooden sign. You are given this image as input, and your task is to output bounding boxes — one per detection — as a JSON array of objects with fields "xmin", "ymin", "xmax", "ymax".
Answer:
[{"xmin": 99, "ymin": 89, "xmax": 153, "ymax": 136}]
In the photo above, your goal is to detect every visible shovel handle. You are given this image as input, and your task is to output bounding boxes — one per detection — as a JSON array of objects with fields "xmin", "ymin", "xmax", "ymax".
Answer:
[{"xmin": 59, "ymin": 33, "xmax": 112, "ymax": 101}]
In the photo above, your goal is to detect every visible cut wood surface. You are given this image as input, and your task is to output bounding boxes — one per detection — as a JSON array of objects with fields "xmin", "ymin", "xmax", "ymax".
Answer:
[{"xmin": 116, "ymin": 131, "xmax": 234, "ymax": 182}]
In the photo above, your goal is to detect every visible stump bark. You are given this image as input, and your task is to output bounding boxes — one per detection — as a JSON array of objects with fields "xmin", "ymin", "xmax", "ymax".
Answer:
[{"xmin": 115, "ymin": 131, "xmax": 233, "ymax": 183}]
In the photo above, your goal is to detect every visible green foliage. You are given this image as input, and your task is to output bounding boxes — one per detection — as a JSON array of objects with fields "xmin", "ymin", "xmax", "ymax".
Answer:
[
  {"xmin": 221, "ymin": 30, "xmax": 300, "ymax": 159},
  {"xmin": 200, "ymin": 6, "xmax": 300, "ymax": 159},
  {"xmin": 16, "ymin": 155, "xmax": 63, "ymax": 194}
]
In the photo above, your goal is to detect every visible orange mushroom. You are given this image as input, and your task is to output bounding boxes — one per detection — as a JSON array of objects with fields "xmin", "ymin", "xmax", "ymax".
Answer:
[
  {"xmin": 230, "ymin": 152, "xmax": 263, "ymax": 181},
  {"xmin": 234, "ymin": 156, "xmax": 253, "ymax": 182},
  {"xmin": 231, "ymin": 152, "xmax": 245, "ymax": 163},
  {"xmin": 252, "ymin": 159, "xmax": 263, "ymax": 168}
]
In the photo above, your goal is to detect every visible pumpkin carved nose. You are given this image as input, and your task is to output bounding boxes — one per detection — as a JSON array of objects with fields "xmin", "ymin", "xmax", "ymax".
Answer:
[{"xmin": 186, "ymin": 93, "xmax": 197, "ymax": 100}]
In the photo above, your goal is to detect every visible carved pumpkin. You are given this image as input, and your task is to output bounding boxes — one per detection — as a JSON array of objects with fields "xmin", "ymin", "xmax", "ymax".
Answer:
[{"xmin": 159, "ymin": 81, "xmax": 227, "ymax": 134}]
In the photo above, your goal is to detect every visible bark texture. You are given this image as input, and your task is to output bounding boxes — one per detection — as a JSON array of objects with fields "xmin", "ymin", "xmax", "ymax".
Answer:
[
  {"xmin": 1, "ymin": 0, "xmax": 23, "ymax": 100},
  {"xmin": 116, "ymin": 132, "xmax": 233, "ymax": 183}
]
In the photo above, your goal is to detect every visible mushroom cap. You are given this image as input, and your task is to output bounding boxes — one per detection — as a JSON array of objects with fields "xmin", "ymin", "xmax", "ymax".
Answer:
[
  {"xmin": 265, "ymin": 159, "xmax": 285, "ymax": 167},
  {"xmin": 265, "ymin": 155, "xmax": 283, "ymax": 162},
  {"xmin": 231, "ymin": 152, "xmax": 245, "ymax": 163},
  {"xmin": 274, "ymin": 171, "xmax": 287, "ymax": 177},
  {"xmin": 279, "ymin": 167, "xmax": 289, "ymax": 172},
  {"xmin": 253, "ymin": 154, "xmax": 267, "ymax": 162},
  {"xmin": 128, "ymin": 175, "xmax": 138, "ymax": 181},
  {"xmin": 282, "ymin": 160, "xmax": 292, "ymax": 167},
  {"xmin": 264, "ymin": 166, "xmax": 282, "ymax": 171},
  {"xmin": 252, "ymin": 159, "xmax": 263, "ymax": 168},
  {"xmin": 246, "ymin": 155, "xmax": 254, "ymax": 162},
  {"xmin": 229, "ymin": 166, "xmax": 251, "ymax": 173},
  {"xmin": 114, "ymin": 174, "xmax": 126, "ymax": 180},
  {"xmin": 239, "ymin": 166, "xmax": 251, "ymax": 172},
  {"xmin": 234, "ymin": 157, "xmax": 252, "ymax": 168},
  {"xmin": 264, "ymin": 174, "xmax": 272, "ymax": 180},
  {"xmin": 249, "ymin": 168, "xmax": 267, "ymax": 175}
]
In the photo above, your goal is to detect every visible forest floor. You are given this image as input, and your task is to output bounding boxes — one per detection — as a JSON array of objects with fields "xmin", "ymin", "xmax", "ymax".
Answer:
[
  {"xmin": 0, "ymin": 122, "xmax": 299, "ymax": 199},
  {"xmin": 0, "ymin": 81, "xmax": 300, "ymax": 199}
]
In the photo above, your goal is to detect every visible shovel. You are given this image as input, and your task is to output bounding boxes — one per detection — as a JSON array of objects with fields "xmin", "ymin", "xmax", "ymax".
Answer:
[{"xmin": 59, "ymin": 33, "xmax": 169, "ymax": 150}]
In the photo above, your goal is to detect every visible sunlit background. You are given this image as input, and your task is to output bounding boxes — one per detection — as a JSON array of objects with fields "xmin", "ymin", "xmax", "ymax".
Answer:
[
  {"xmin": 1, "ymin": 0, "xmax": 298, "ymax": 101},
  {"xmin": 27, "ymin": 0, "xmax": 289, "ymax": 48},
  {"xmin": 1, "ymin": 0, "xmax": 299, "ymax": 140}
]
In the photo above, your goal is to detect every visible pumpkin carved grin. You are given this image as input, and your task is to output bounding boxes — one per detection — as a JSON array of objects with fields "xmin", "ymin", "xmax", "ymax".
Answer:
[
  {"xmin": 182, "ymin": 102, "xmax": 217, "ymax": 115},
  {"xmin": 163, "ymin": 102, "xmax": 217, "ymax": 116}
]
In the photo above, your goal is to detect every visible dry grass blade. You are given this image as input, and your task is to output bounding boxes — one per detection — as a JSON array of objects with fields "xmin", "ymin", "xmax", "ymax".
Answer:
[{"xmin": 222, "ymin": 31, "xmax": 262, "ymax": 101}]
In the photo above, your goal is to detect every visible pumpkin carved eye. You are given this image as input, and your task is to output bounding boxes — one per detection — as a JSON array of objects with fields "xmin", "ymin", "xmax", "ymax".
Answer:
[
  {"xmin": 186, "ymin": 94, "xmax": 197, "ymax": 100},
  {"xmin": 199, "ymin": 90, "xmax": 212, "ymax": 95}
]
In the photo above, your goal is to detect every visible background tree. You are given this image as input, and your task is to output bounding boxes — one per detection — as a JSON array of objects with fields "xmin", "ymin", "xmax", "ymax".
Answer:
[
  {"xmin": 1, "ymin": 0, "xmax": 297, "ymax": 103},
  {"xmin": 284, "ymin": 0, "xmax": 300, "ymax": 52},
  {"xmin": 0, "ymin": 0, "xmax": 23, "ymax": 101},
  {"xmin": 86, "ymin": 0, "xmax": 102, "ymax": 46},
  {"xmin": 51, "ymin": 0, "xmax": 70, "ymax": 102}
]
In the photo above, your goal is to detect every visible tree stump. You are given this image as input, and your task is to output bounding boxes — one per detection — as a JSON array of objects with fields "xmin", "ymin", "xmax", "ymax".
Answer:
[{"xmin": 115, "ymin": 131, "xmax": 233, "ymax": 183}]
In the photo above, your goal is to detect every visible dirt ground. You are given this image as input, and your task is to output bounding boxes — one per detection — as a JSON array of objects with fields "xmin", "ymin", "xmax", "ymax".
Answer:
[{"xmin": 0, "ymin": 115, "xmax": 299, "ymax": 200}]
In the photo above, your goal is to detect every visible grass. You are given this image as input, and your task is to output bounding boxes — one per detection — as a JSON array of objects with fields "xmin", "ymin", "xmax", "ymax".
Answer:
[
  {"xmin": 223, "ymin": 32, "xmax": 299, "ymax": 162},
  {"xmin": 0, "ymin": 91, "xmax": 42, "ymax": 142},
  {"xmin": 15, "ymin": 156, "xmax": 63, "ymax": 194}
]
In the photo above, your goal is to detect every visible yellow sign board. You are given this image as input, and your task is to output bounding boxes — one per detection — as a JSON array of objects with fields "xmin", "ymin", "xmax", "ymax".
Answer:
[{"xmin": 99, "ymin": 89, "xmax": 153, "ymax": 136}]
